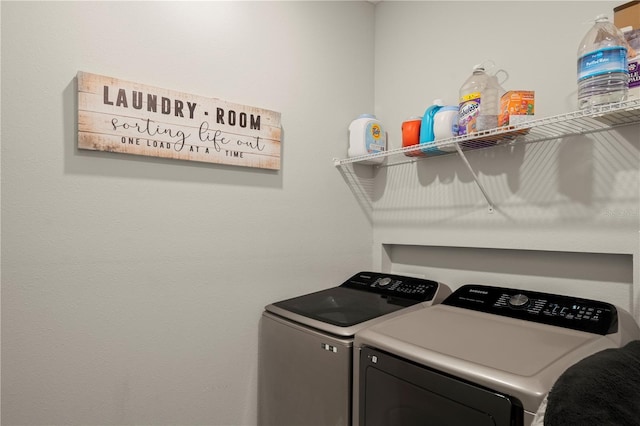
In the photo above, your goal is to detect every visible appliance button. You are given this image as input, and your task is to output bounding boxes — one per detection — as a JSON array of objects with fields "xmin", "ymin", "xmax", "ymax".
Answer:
[
  {"xmin": 509, "ymin": 294, "xmax": 530, "ymax": 308},
  {"xmin": 378, "ymin": 277, "xmax": 392, "ymax": 287}
]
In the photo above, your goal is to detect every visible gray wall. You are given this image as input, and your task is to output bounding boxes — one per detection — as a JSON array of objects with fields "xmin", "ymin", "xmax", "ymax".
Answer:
[
  {"xmin": 3, "ymin": 1, "xmax": 640, "ymax": 425},
  {"xmin": 1, "ymin": 2, "xmax": 374, "ymax": 425},
  {"xmin": 369, "ymin": 1, "xmax": 640, "ymax": 315}
]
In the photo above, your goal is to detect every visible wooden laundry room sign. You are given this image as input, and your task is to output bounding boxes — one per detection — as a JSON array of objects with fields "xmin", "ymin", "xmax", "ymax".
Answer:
[{"xmin": 77, "ymin": 71, "xmax": 282, "ymax": 170}]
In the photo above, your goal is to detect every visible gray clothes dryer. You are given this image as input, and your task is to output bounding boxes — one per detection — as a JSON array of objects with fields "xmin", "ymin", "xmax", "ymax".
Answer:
[
  {"xmin": 354, "ymin": 284, "xmax": 640, "ymax": 426},
  {"xmin": 258, "ymin": 271, "xmax": 450, "ymax": 426}
]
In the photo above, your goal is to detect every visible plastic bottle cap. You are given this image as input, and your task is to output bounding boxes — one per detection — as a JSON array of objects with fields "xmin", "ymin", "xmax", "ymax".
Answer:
[
  {"xmin": 594, "ymin": 14, "xmax": 609, "ymax": 22},
  {"xmin": 357, "ymin": 114, "xmax": 376, "ymax": 119},
  {"xmin": 433, "ymin": 99, "xmax": 445, "ymax": 106}
]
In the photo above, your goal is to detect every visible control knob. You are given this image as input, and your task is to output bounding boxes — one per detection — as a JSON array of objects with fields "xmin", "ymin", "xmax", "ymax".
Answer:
[
  {"xmin": 509, "ymin": 294, "xmax": 530, "ymax": 308},
  {"xmin": 378, "ymin": 277, "xmax": 392, "ymax": 287}
]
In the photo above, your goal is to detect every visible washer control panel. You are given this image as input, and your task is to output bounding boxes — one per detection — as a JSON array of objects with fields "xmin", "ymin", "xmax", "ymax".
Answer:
[
  {"xmin": 443, "ymin": 284, "xmax": 618, "ymax": 335},
  {"xmin": 341, "ymin": 271, "xmax": 438, "ymax": 303}
]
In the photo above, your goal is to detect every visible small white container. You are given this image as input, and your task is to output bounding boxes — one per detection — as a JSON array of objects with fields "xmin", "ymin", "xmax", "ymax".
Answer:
[
  {"xmin": 433, "ymin": 106, "xmax": 459, "ymax": 140},
  {"xmin": 348, "ymin": 114, "xmax": 387, "ymax": 164}
]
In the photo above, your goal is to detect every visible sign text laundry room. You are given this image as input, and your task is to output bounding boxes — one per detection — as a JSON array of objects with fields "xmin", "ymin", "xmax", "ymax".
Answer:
[{"xmin": 77, "ymin": 71, "xmax": 282, "ymax": 170}]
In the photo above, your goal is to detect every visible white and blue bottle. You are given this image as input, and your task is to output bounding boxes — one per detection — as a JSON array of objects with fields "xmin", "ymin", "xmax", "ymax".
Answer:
[{"xmin": 577, "ymin": 15, "xmax": 629, "ymax": 109}]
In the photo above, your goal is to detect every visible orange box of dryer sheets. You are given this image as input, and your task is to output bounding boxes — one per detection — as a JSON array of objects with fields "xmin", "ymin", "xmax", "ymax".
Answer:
[{"xmin": 499, "ymin": 91, "xmax": 535, "ymax": 127}]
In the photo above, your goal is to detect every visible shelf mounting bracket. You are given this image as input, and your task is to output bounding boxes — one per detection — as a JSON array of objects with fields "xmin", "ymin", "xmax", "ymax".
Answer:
[{"xmin": 454, "ymin": 143, "xmax": 495, "ymax": 213}]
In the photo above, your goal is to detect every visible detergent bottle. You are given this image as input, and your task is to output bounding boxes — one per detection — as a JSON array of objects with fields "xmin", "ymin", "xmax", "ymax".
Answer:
[{"xmin": 348, "ymin": 114, "xmax": 387, "ymax": 164}]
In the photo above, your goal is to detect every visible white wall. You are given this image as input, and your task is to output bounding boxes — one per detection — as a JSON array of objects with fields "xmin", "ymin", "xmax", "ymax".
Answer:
[
  {"xmin": 1, "ymin": 2, "xmax": 375, "ymax": 425},
  {"xmin": 3, "ymin": 1, "xmax": 639, "ymax": 425},
  {"xmin": 375, "ymin": 1, "xmax": 626, "ymax": 137},
  {"xmin": 368, "ymin": 1, "xmax": 640, "ymax": 317}
]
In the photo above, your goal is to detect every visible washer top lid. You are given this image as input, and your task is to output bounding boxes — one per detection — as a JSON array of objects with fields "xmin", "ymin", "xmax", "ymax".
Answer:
[
  {"xmin": 265, "ymin": 272, "xmax": 446, "ymax": 337},
  {"xmin": 365, "ymin": 304, "xmax": 605, "ymax": 376}
]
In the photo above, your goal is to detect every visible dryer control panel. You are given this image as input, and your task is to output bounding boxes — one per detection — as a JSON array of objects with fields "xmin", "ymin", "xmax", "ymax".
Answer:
[
  {"xmin": 443, "ymin": 284, "xmax": 618, "ymax": 335},
  {"xmin": 341, "ymin": 271, "xmax": 438, "ymax": 304}
]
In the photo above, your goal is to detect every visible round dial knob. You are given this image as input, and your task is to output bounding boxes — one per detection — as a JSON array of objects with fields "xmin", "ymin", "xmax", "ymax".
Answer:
[
  {"xmin": 509, "ymin": 294, "xmax": 530, "ymax": 308},
  {"xmin": 378, "ymin": 277, "xmax": 392, "ymax": 287}
]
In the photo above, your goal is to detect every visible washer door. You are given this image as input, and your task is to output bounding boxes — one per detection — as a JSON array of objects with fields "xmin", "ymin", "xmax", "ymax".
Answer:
[{"xmin": 271, "ymin": 286, "xmax": 412, "ymax": 327}]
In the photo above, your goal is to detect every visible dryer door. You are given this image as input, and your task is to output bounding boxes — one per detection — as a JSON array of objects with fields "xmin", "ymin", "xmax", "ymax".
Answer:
[{"xmin": 359, "ymin": 347, "xmax": 524, "ymax": 426}]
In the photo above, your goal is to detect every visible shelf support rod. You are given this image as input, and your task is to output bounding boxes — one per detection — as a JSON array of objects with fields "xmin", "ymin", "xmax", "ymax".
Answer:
[{"xmin": 454, "ymin": 144, "xmax": 495, "ymax": 213}]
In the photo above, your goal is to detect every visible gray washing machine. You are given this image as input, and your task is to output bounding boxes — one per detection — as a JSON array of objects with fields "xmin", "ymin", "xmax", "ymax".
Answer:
[
  {"xmin": 258, "ymin": 271, "xmax": 451, "ymax": 426},
  {"xmin": 354, "ymin": 284, "xmax": 640, "ymax": 426}
]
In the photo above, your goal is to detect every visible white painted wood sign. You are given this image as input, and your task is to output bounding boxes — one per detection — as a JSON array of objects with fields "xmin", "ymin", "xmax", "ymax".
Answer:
[{"xmin": 77, "ymin": 71, "xmax": 282, "ymax": 170}]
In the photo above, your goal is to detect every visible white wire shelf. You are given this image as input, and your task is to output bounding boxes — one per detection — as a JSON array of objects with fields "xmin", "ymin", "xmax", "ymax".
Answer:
[{"xmin": 334, "ymin": 99, "xmax": 640, "ymax": 168}]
